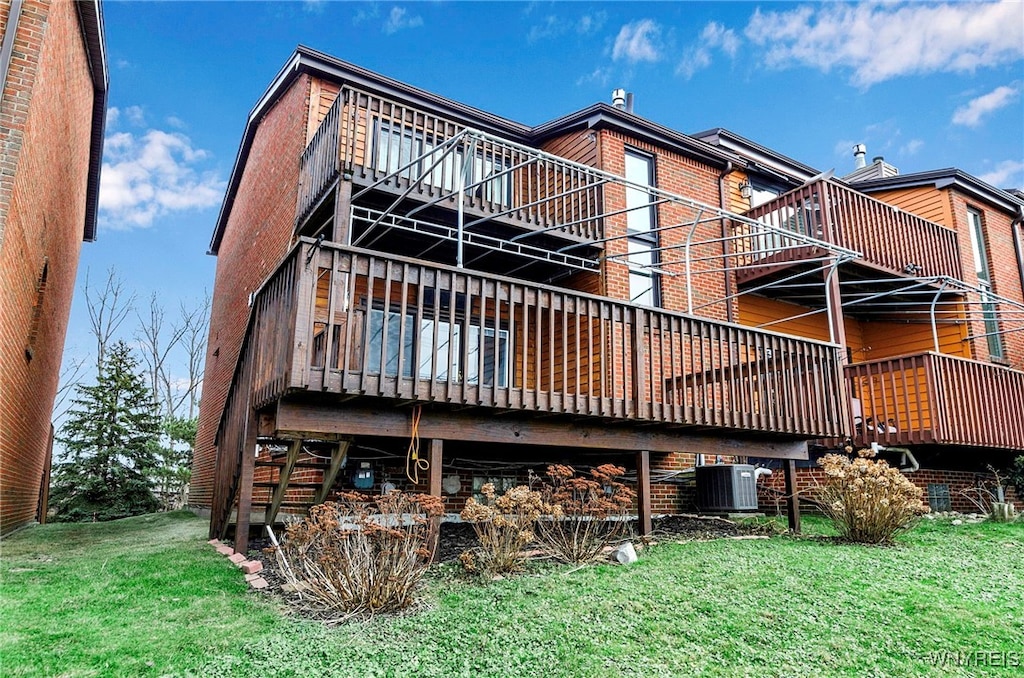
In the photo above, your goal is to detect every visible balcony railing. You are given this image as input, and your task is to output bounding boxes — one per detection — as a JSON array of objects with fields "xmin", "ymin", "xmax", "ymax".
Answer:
[
  {"xmin": 296, "ymin": 87, "xmax": 605, "ymax": 243},
  {"xmin": 846, "ymin": 352, "xmax": 1024, "ymax": 450},
  {"xmin": 229, "ymin": 238, "xmax": 846, "ymax": 438},
  {"xmin": 744, "ymin": 179, "xmax": 963, "ymax": 281}
]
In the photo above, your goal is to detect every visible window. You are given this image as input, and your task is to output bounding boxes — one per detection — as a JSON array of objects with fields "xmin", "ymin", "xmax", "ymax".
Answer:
[
  {"xmin": 472, "ymin": 475, "xmax": 517, "ymax": 502},
  {"xmin": 25, "ymin": 259, "xmax": 48, "ymax": 361},
  {"xmin": 968, "ymin": 208, "xmax": 1003, "ymax": 359},
  {"xmin": 624, "ymin": 149, "xmax": 659, "ymax": 307},
  {"xmin": 374, "ymin": 121, "xmax": 510, "ymax": 206},
  {"xmin": 367, "ymin": 306, "xmax": 509, "ymax": 387}
]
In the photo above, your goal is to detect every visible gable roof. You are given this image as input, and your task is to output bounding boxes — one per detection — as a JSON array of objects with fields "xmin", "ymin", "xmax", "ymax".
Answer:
[
  {"xmin": 690, "ymin": 128, "xmax": 818, "ymax": 186},
  {"xmin": 210, "ymin": 47, "xmax": 741, "ymax": 254}
]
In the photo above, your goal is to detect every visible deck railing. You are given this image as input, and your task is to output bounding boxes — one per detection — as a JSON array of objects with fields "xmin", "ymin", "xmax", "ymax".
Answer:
[
  {"xmin": 296, "ymin": 87, "xmax": 605, "ymax": 242},
  {"xmin": 745, "ymin": 179, "xmax": 963, "ymax": 281},
  {"xmin": 846, "ymin": 352, "xmax": 1024, "ymax": 450},
  {"xmin": 238, "ymin": 238, "xmax": 846, "ymax": 438}
]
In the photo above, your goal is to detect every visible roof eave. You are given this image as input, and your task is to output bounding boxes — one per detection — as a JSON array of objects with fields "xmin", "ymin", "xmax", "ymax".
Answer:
[
  {"xmin": 76, "ymin": 0, "xmax": 107, "ymax": 243},
  {"xmin": 855, "ymin": 169, "xmax": 1024, "ymax": 214}
]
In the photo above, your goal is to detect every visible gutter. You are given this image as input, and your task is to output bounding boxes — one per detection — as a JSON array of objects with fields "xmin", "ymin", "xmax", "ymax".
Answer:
[{"xmin": 0, "ymin": 0, "xmax": 24, "ymax": 104}]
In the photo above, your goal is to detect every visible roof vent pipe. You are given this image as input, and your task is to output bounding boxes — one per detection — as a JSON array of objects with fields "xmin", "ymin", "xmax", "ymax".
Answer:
[
  {"xmin": 612, "ymin": 88, "xmax": 626, "ymax": 109},
  {"xmin": 853, "ymin": 143, "xmax": 867, "ymax": 169},
  {"xmin": 625, "ymin": 92, "xmax": 634, "ymax": 113}
]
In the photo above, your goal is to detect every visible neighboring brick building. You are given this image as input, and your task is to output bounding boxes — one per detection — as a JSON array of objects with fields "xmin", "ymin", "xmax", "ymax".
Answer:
[
  {"xmin": 0, "ymin": 0, "xmax": 107, "ymax": 536},
  {"xmin": 197, "ymin": 50, "xmax": 1022, "ymax": 553}
]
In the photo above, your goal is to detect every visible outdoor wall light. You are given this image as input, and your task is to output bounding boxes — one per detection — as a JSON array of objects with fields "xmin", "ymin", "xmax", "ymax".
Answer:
[{"xmin": 739, "ymin": 181, "xmax": 753, "ymax": 199}]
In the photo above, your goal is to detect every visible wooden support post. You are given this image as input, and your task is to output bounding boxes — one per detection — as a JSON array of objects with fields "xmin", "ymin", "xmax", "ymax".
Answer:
[
  {"xmin": 313, "ymin": 440, "xmax": 350, "ymax": 505},
  {"xmin": 332, "ymin": 180, "xmax": 353, "ymax": 245},
  {"xmin": 784, "ymin": 459, "xmax": 801, "ymax": 534},
  {"xmin": 233, "ymin": 412, "xmax": 259, "ymax": 555},
  {"xmin": 266, "ymin": 440, "xmax": 302, "ymax": 526},
  {"xmin": 636, "ymin": 450, "xmax": 652, "ymax": 537},
  {"xmin": 428, "ymin": 438, "xmax": 443, "ymax": 561}
]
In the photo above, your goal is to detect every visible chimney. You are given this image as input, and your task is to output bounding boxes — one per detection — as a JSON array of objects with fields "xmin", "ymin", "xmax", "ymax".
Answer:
[
  {"xmin": 853, "ymin": 144, "xmax": 867, "ymax": 169},
  {"xmin": 872, "ymin": 156, "xmax": 885, "ymax": 164},
  {"xmin": 625, "ymin": 92, "xmax": 634, "ymax": 114},
  {"xmin": 611, "ymin": 88, "xmax": 626, "ymax": 110}
]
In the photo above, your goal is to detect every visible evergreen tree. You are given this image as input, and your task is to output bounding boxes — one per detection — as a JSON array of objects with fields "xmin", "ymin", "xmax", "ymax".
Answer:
[{"xmin": 51, "ymin": 341, "xmax": 162, "ymax": 522}]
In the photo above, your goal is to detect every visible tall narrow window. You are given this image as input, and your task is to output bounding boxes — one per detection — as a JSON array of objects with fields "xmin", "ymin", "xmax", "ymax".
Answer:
[
  {"xmin": 968, "ymin": 208, "xmax": 1003, "ymax": 359},
  {"xmin": 624, "ymin": 150, "xmax": 659, "ymax": 307},
  {"xmin": 25, "ymin": 260, "xmax": 48, "ymax": 361}
]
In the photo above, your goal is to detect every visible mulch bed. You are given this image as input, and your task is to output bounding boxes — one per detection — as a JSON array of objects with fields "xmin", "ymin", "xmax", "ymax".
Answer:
[{"xmin": 241, "ymin": 513, "xmax": 775, "ymax": 573}]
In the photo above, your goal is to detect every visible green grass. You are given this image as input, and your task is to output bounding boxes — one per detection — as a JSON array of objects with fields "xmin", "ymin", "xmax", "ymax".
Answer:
[{"xmin": 2, "ymin": 513, "xmax": 1022, "ymax": 677}]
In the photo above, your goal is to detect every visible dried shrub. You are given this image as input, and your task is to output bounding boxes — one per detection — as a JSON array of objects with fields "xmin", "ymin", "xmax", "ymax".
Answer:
[
  {"xmin": 459, "ymin": 483, "xmax": 546, "ymax": 575},
  {"xmin": 277, "ymin": 490, "xmax": 443, "ymax": 620},
  {"xmin": 815, "ymin": 449, "xmax": 927, "ymax": 544},
  {"xmin": 533, "ymin": 464, "xmax": 636, "ymax": 563}
]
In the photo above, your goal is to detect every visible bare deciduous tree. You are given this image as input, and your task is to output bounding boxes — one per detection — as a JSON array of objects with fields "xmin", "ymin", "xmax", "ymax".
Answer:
[{"xmin": 84, "ymin": 267, "xmax": 134, "ymax": 373}]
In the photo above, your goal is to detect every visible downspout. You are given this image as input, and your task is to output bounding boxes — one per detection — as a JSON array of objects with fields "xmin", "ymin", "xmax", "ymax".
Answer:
[
  {"xmin": 717, "ymin": 161, "xmax": 736, "ymax": 322},
  {"xmin": 1012, "ymin": 204, "xmax": 1024, "ymax": 307}
]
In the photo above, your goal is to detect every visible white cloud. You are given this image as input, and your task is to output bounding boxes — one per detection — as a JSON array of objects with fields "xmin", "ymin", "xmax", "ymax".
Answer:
[
  {"xmin": 612, "ymin": 19, "xmax": 662, "ymax": 64},
  {"xmin": 576, "ymin": 66, "xmax": 611, "ymax": 88},
  {"xmin": 124, "ymin": 105, "xmax": 145, "ymax": 126},
  {"xmin": 900, "ymin": 139, "xmax": 924, "ymax": 156},
  {"xmin": 303, "ymin": 0, "xmax": 325, "ymax": 14},
  {"xmin": 833, "ymin": 139, "xmax": 858, "ymax": 158},
  {"xmin": 952, "ymin": 85, "xmax": 1020, "ymax": 127},
  {"xmin": 166, "ymin": 115, "xmax": 187, "ymax": 130},
  {"xmin": 677, "ymin": 21, "xmax": 740, "ymax": 78},
  {"xmin": 99, "ymin": 128, "xmax": 225, "ymax": 230},
  {"xmin": 383, "ymin": 6, "xmax": 422, "ymax": 35},
  {"xmin": 745, "ymin": 1, "xmax": 1024, "ymax": 87},
  {"xmin": 105, "ymin": 107, "xmax": 120, "ymax": 127},
  {"xmin": 529, "ymin": 12, "xmax": 607, "ymax": 44},
  {"xmin": 978, "ymin": 160, "xmax": 1024, "ymax": 189}
]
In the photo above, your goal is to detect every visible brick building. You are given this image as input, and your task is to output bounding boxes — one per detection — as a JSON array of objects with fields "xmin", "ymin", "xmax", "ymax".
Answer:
[
  {"xmin": 0, "ymin": 0, "xmax": 107, "ymax": 536},
  {"xmin": 195, "ymin": 49, "xmax": 1022, "ymax": 552}
]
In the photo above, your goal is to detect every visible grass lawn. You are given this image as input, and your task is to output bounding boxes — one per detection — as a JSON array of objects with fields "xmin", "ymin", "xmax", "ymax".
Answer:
[{"xmin": 1, "ymin": 512, "xmax": 1021, "ymax": 677}]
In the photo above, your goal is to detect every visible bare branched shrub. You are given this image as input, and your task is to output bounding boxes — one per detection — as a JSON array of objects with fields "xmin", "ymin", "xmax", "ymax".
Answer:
[
  {"xmin": 533, "ymin": 464, "xmax": 636, "ymax": 563},
  {"xmin": 459, "ymin": 484, "xmax": 546, "ymax": 575},
  {"xmin": 816, "ymin": 449, "xmax": 927, "ymax": 544},
  {"xmin": 277, "ymin": 491, "xmax": 443, "ymax": 619}
]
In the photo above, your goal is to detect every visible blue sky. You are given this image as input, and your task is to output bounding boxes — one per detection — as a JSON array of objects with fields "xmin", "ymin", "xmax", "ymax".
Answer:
[{"xmin": 63, "ymin": 0, "xmax": 1024, "ymax": 401}]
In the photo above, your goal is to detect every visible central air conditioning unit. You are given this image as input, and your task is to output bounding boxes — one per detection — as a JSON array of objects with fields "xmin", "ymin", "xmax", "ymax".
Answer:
[{"xmin": 696, "ymin": 464, "xmax": 759, "ymax": 512}]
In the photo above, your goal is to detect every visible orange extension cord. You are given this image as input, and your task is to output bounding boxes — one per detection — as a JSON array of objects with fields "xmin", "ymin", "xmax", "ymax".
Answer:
[{"xmin": 406, "ymin": 405, "xmax": 429, "ymax": 484}]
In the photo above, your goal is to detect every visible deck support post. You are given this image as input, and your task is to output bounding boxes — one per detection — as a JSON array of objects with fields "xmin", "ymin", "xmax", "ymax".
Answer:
[
  {"xmin": 636, "ymin": 450, "xmax": 652, "ymax": 537},
  {"xmin": 233, "ymin": 410, "xmax": 259, "ymax": 555},
  {"xmin": 332, "ymin": 179, "xmax": 353, "ymax": 245},
  {"xmin": 266, "ymin": 439, "xmax": 302, "ymax": 526},
  {"xmin": 427, "ymin": 439, "xmax": 444, "ymax": 561},
  {"xmin": 313, "ymin": 440, "xmax": 350, "ymax": 505},
  {"xmin": 784, "ymin": 459, "xmax": 801, "ymax": 534}
]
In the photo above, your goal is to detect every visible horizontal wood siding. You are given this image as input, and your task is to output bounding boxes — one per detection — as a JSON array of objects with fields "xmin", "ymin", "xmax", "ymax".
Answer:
[{"xmin": 869, "ymin": 186, "xmax": 953, "ymax": 228}]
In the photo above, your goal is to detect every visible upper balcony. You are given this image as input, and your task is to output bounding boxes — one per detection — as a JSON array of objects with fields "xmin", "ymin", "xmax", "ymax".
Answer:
[
  {"xmin": 845, "ymin": 352, "xmax": 1024, "ymax": 451},
  {"xmin": 296, "ymin": 87, "xmax": 607, "ymax": 250},
  {"xmin": 742, "ymin": 179, "xmax": 963, "ymax": 285}
]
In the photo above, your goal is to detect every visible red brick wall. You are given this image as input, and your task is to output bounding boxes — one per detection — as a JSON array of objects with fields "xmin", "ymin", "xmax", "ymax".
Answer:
[
  {"xmin": 191, "ymin": 76, "xmax": 312, "ymax": 509},
  {"xmin": 758, "ymin": 464, "xmax": 1022, "ymax": 515},
  {"xmin": 596, "ymin": 131, "xmax": 728, "ymax": 319},
  {"xmin": 946, "ymin": 190, "xmax": 1024, "ymax": 369},
  {"xmin": 0, "ymin": 0, "xmax": 95, "ymax": 535}
]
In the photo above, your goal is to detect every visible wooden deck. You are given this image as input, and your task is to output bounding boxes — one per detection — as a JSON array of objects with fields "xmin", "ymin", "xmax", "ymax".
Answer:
[
  {"xmin": 211, "ymin": 239, "xmax": 848, "ymax": 538},
  {"xmin": 740, "ymin": 179, "xmax": 963, "ymax": 283},
  {"xmin": 242, "ymin": 239, "xmax": 846, "ymax": 435},
  {"xmin": 845, "ymin": 352, "xmax": 1024, "ymax": 450}
]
